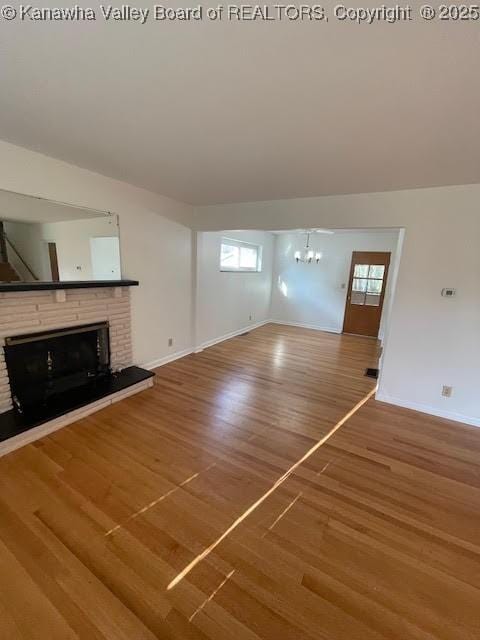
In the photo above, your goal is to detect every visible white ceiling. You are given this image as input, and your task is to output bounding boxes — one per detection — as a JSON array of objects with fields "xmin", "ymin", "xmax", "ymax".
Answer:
[{"xmin": 1, "ymin": 10, "xmax": 479, "ymax": 205}]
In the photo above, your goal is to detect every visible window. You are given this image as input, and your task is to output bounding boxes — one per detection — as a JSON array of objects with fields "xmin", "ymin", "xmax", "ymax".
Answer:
[
  {"xmin": 220, "ymin": 238, "xmax": 262, "ymax": 272},
  {"xmin": 351, "ymin": 264, "xmax": 385, "ymax": 306}
]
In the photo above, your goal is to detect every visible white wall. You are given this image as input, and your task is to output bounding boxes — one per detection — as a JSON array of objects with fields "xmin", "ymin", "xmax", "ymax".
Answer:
[
  {"xmin": 271, "ymin": 230, "xmax": 399, "ymax": 339},
  {"xmin": 196, "ymin": 230, "xmax": 274, "ymax": 348},
  {"xmin": 196, "ymin": 187, "xmax": 480, "ymax": 427},
  {"xmin": 0, "ymin": 140, "xmax": 195, "ymax": 368}
]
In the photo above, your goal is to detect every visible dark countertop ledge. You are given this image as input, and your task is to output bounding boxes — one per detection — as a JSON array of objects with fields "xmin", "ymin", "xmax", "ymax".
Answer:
[{"xmin": 0, "ymin": 280, "xmax": 139, "ymax": 293}]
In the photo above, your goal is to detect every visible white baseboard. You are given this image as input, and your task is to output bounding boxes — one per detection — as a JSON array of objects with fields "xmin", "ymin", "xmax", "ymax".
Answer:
[
  {"xmin": 142, "ymin": 348, "xmax": 193, "ymax": 370},
  {"xmin": 0, "ymin": 378, "xmax": 154, "ymax": 458},
  {"xmin": 143, "ymin": 321, "xmax": 271, "ymax": 367},
  {"xmin": 198, "ymin": 319, "xmax": 271, "ymax": 352},
  {"xmin": 375, "ymin": 392, "xmax": 480, "ymax": 428},
  {"xmin": 269, "ymin": 319, "xmax": 341, "ymax": 334},
  {"xmin": 144, "ymin": 320, "xmax": 338, "ymax": 366}
]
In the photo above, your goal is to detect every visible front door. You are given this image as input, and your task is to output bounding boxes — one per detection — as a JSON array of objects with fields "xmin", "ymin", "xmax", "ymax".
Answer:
[{"xmin": 342, "ymin": 251, "xmax": 391, "ymax": 337}]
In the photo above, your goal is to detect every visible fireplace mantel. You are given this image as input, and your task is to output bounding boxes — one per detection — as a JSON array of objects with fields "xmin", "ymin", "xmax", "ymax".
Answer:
[{"xmin": 0, "ymin": 279, "xmax": 139, "ymax": 292}]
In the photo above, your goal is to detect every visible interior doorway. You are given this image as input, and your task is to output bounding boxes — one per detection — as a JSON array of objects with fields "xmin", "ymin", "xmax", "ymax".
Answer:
[
  {"xmin": 342, "ymin": 251, "xmax": 391, "ymax": 338},
  {"xmin": 90, "ymin": 236, "xmax": 121, "ymax": 280},
  {"xmin": 48, "ymin": 242, "xmax": 60, "ymax": 282}
]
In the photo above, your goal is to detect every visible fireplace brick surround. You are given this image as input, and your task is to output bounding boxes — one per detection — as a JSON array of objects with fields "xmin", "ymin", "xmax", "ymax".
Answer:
[{"xmin": 0, "ymin": 286, "xmax": 133, "ymax": 414}]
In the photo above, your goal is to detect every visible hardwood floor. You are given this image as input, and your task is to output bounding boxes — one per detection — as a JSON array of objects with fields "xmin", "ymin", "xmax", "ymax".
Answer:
[{"xmin": 1, "ymin": 323, "xmax": 479, "ymax": 639}]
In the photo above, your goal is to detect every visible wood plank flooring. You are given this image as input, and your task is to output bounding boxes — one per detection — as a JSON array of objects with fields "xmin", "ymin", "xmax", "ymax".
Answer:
[{"xmin": 1, "ymin": 323, "xmax": 479, "ymax": 639}]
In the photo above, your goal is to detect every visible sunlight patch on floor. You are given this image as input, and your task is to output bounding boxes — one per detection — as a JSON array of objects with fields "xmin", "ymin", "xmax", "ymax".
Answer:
[{"xmin": 167, "ymin": 386, "xmax": 378, "ymax": 590}]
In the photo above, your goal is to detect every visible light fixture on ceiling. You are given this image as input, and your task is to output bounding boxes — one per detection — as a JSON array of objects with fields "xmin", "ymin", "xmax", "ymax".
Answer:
[{"xmin": 294, "ymin": 232, "xmax": 322, "ymax": 264}]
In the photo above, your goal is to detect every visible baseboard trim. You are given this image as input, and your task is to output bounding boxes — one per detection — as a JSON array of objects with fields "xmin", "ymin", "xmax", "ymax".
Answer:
[
  {"xmin": 145, "ymin": 321, "xmax": 341, "ymax": 367},
  {"xmin": 0, "ymin": 378, "xmax": 154, "ymax": 458},
  {"xmin": 142, "ymin": 348, "xmax": 193, "ymax": 371},
  {"xmin": 269, "ymin": 319, "xmax": 341, "ymax": 334},
  {"xmin": 143, "ymin": 321, "xmax": 272, "ymax": 368},
  {"xmin": 375, "ymin": 392, "xmax": 480, "ymax": 428},
  {"xmin": 198, "ymin": 320, "xmax": 271, "ymax": 351}
]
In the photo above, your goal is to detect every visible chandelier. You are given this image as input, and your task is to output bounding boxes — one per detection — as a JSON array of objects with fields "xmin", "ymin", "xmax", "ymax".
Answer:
[{"xmin": 294, "ymin": 233, "xmax": 322, "ymax": 264}]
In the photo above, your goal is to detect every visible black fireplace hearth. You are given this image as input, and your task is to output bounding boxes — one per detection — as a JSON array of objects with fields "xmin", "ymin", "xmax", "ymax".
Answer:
[
  {"xmin": 0, "ymin": 365, "xmax": 154, "ymax": 444},
  {"xmin": 0, "ymin": 321, "xmax": 154, "ymax": 446},
  {"xmin": 5, "ymin": 322, "xmax": 111, "ymax": 415},
  {"xmin": 0, "ymin": 280, "xmax": 155, "ymax": 451}
]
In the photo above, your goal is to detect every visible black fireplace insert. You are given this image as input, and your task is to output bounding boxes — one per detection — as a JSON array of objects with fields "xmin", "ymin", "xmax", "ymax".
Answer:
[{"xmin": 4, "ymin": 322, "xmax": 111, "ymax": 415}]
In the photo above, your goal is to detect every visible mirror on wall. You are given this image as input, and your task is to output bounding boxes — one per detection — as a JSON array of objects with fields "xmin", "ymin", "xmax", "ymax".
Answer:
[{"xmin": 0, "ymin": 189, "xmax": 121, "ymax": 283}]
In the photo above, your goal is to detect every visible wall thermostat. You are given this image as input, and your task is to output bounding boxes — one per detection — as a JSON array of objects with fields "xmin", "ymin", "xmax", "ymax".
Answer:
[{"xmin": 441, "ymin": 288, "xmax": 456, "ymax": 298}]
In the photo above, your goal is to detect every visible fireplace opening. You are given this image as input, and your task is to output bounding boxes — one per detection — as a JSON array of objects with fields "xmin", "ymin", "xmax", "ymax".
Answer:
[{"xmin": 4, "ymin": 322, "xmax": 111, "ymax": 415}]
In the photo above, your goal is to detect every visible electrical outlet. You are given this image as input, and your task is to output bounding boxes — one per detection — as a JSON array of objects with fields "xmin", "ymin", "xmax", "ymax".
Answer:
[
  {"xmin": 168, "ymin": 338, "xmax": 173, "ymax": 347},
  {"xmin": 441, "ymin": 288, "xmax": 456, "ymax": 298},
  {"xmin": 442, "ymin": 385, "xmax": 453, "ymax": 398}
]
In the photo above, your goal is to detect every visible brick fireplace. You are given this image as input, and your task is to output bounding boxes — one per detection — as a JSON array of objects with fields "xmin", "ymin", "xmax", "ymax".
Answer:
[
  {"xmin": 0, "ymin": 281, "xmax": 153, "ymax": 455},
  {"xmin": 0, "ymin": 285, "xmax": 133, "ymax": 413}
]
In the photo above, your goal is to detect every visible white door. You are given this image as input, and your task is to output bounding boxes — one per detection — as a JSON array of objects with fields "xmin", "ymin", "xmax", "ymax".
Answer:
[{"xmin": 90, "ymin": 237, "xmax": 121, "ymax": 280}]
